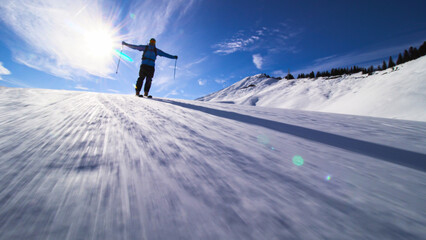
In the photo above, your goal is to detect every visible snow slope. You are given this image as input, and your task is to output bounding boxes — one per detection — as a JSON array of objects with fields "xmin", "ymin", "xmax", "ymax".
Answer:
[
  {"xmin": 0, "ymin": 87, "xmax": 425, "ymax": 240},
  {"xmin": 197, "ymin": 56, "xmax": 426, "ymax": 122}
]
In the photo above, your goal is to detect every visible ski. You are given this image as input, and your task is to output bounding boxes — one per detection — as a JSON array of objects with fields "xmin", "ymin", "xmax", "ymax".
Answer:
[{"xmin": 136, "ymin": 95, "xmax": 152, "ymax": 98}]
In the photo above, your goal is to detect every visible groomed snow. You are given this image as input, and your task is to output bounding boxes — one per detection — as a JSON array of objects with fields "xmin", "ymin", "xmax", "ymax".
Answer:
[
  {"xmin": 198, "ymin": 56, "xmax": 426, "ymax": 122},
  {"xmin": 0, "ymin": 87, "xmax": 425, "ymax": 239}
]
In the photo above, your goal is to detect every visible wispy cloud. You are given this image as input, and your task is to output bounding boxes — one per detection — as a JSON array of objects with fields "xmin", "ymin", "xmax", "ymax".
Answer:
[
  {"xmin": 198, "ymin": 79, "xmax": 207, "ymax": 86},
  {"xmin": 0, "ymin": 62, "xmax": 11, "ymax": 80},
  {"xmin": 252, "ymin": 54, "xmax": 263, "ymax": 69},
  {"xmin": 153, "ymin": 74, "xmax": 176, "ymax": 93},
  {"xmin": 14, "ymin": 53, "xmax": 75, "ymax": 79},
  {"xmin": 127, "ymin": 0, "xmax": 198, "ymax": 43},
  {"xmin": 107, "ymin": 89, "xmax": 120, "ymax": 93},
  {"xmin": 164, "ymin": 89, "xmax": 180, "ymax": 98},
  {"xmin": 272, "ymin": 70, "xmax": 286, "ymax": 77},
  {"xmin": 313, "ymin": 55, "xmax": 338, "ymax": 64},
  {"xmin": 75, "ymin": 84, "xmax": 89, "ymax": 90},
  {"xmin": 213, "ymin": 24, "xmax": 303, "ymax": 55},
  {"xmin": 0, "ymin": 78, "xmax": 31, "ymax": 88},
  {"xmin": 0, "ymin": 0, "xmax": 197, "ymax": 80},
  {"xmin": 214, "ymin": 75, "xmax": 235, "ymax": 85},
  {"xmin": 213, "ymin": 34, "xmax": 261, "ymax": 54},
  {"xmin": 184, "ymin": 56, "xmax": 208, "ymax": 68},
  {"xmin": 215, "ymin": 79, "xmax": 227, "ymax": 84}
]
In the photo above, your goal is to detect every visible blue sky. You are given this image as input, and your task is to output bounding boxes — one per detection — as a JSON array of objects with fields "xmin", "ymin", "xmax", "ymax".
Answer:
[{"xmin": 1, "ymin": 0, "xmax": 425, "ymax": 99}]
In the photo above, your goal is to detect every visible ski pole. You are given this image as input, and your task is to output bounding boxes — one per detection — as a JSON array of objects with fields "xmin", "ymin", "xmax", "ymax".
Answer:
[
  {"xmin": 173, "ymin": 58, "xmax": 177, "ymax": 80},
  {"xmin": 116, "ymin": 43, "xmax": 123, "ymax": 74}
]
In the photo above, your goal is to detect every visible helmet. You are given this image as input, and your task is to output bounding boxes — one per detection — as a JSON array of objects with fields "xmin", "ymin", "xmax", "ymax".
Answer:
[{"xmin": 149, "ymin": 38, "xmax": 156, "ymax": 45}]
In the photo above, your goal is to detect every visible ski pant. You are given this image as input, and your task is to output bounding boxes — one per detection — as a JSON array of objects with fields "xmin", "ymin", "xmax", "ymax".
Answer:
[{"xmin": 136, "ymin": 64, "xmax": 155, "ymax": 93}]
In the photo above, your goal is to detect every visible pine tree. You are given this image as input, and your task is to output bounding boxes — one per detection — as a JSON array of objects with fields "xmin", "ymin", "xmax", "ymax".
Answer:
[
  {"xmin": 293, "ymin": 41, "xmax": 426, "ymax": 82},
  {"xmin": 382, "ymin": 61, "xmax": 387, "ymax": 70},
  {"xmin": 352, "ymin": 65, "xmax": 360, "ymax": 73},
  {"xmin": 409, "ymin": 47, "xmax": 415, "ymax": 61},
  {"xmin": 325, "ymin": 71, "xmax": 330, "ymax": 77},
  {"xmin": 408, "ymin": 46, "xmax": 420, "ymax": 61},
  {"xmin": 388, "ymin": 56, "xmax": 395, "ymax": 68},
  {"xmin": 368, "ymin": 65, "xmax": 374, "ymax": 75},
  {"xmin": 285, "ymin": 73, "xmax": 295, "ymax": 80},
  {"xmin": 396, "ymin": 53, "xmax": 403, "ymax": 65},
  {"xmin": 419, "ymin": 41, "xmax": 426, "ymax": 56},
  {"xmin": 403, "ymin": 50, "xmax": 410, "ymax": 62},
  {"xmin": 316, "ymin": 71, "xmax": 321, "ymax": 78}
]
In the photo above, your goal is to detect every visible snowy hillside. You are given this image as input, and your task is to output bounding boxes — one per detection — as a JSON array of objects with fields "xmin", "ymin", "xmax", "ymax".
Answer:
[
  {"xmin": 0, "ymin": 87, "xmax": 425, "ymax": 239},
  {"xmin": 197, "ymin": 56, "xmax": 426, "ymax": 122}
]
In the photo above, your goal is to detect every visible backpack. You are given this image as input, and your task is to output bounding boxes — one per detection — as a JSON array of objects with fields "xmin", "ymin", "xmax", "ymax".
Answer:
[{"xmin": 142, "ymin": 45, "xmax": 157, "ymax": 61}]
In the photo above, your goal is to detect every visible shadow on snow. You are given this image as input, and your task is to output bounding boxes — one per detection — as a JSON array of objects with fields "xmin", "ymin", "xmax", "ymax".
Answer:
[{"xmin": 156, "ymin": 99, "xmax": 426, "ymax": 173}]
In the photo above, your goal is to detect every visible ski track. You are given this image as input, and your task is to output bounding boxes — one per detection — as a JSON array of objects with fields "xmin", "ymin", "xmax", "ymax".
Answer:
[{"xmin": 0, "ymin": 88, "xmax": 425, "ymax": 240}]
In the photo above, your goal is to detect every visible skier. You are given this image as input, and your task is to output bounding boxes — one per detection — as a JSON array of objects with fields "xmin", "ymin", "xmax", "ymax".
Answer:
[{"xmin": 122, "ymin": 38, "xmax": 178, "ymax": 97}]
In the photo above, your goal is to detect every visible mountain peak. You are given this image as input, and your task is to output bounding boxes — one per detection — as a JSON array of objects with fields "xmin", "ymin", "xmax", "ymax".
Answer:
[{"xmin": 198, "ymin": 56, "xmax": 426, "ymax": 122}]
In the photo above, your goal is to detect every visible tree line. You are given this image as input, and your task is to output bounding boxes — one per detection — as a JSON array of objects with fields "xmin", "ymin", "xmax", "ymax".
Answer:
[{"xmin": 284, "ymin": 41, "xmax": 426, "ymax": 80}]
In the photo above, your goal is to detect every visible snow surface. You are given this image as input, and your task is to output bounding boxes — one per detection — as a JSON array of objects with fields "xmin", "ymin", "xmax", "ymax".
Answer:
[
  {"xmin": 197, "ymin": 56, "xmax": 426, "ymax": 122},
  {"xmin": 0, "ymin": 87, "xmax": 425, "ymax": 239}
]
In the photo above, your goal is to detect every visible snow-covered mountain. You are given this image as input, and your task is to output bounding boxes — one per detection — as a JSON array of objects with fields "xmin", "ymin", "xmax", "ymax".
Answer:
[
  {"xmin": 197, "ymin": 56, "xmax": 426, "ymax": 122},
  {"xmin": 0, "ymin": 87, "xmax": 425, "ymax": 239}
]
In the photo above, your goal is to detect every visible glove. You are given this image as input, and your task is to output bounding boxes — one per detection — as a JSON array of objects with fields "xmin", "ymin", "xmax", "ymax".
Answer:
[{"xmin": 174, "ymin": 55, "xmax": 178, "ymax": 59}]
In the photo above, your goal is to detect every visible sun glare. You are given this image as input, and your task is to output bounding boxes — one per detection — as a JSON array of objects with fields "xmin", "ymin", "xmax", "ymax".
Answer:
[
  {"xmin": 84, "ymin": 29, "xmax": 114, "ymax": 59},
  {"xmin": 55, "ymin": 2, "xmax": 132, "ymax": 76}
]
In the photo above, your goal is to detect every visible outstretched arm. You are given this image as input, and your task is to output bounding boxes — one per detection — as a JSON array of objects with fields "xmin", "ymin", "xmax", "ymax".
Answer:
[
  {"xmin": 122, "ymin": 41, "xmax": 146, "ymax": 51},
  {"xmin": 157, "ymin": 49, "xmax": 178, "ymax": 59}
]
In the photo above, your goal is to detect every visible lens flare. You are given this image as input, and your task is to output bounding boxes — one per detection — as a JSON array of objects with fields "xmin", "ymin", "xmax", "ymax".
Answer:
[
  {"xmin": 114, "ymin": 49, "xmax": 133, "ymax": 62},
  {"xmin": 130, "ymin": 13, "xmax": 136, "ymax": 19},
  {"xmin": 292, "ymin": 155, "xmax": 304, "ymax": 166},
  {"xmin": 326, "ymin": 175, "xmax": 331, "ymax": 181}
]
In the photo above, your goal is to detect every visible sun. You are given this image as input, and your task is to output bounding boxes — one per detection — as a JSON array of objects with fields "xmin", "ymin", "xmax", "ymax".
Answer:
[
  {"xmin": 61, "ymin": 3, "xmax": 129, "ymax": 76},
  {"xmin": 84, "ymin": 28, "xmax": 114, "ymax": 59}
]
